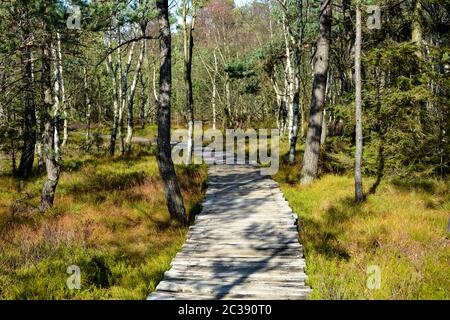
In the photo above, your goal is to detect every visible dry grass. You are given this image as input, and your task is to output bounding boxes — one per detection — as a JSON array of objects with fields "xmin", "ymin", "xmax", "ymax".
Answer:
[
  {"xmin": 0, "ymin": 130, "xmax": 207, "ymax": 299},
  {"xmin": 274, "ymin": 149, "xmax": 450, "ymax": 299}
]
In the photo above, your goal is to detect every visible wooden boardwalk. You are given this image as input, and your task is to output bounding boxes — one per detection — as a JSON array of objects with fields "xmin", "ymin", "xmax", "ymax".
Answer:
[{"xmin": 148, "ymin": 163, "xmax": 311, "ymax": 300}]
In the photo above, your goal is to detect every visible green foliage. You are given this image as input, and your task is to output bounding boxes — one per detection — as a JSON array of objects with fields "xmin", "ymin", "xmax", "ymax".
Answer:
[{"xmin": 224, "ymin": 59, "xmax": 256, "ymax": 79}]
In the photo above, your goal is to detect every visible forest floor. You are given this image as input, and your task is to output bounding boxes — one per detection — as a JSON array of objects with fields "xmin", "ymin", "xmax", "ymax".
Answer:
[
  {"xmin": 0, "ymin": 126, "xmax": 207, "ymax": 299},
  {"xmin": 0, "ymin": 126, "xmax": 448, "ymax": 299}
]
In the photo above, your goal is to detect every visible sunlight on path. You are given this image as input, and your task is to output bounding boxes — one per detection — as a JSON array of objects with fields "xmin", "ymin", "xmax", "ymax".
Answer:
[{"xmin": 148, "ymin": 158, "xmax": 311, "ymax": 300}]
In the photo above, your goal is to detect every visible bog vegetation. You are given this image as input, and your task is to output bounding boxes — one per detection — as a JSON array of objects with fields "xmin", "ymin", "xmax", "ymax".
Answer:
[{"xmin": 0, "ymin": 0, "xmax": 448, "ymax": 299}]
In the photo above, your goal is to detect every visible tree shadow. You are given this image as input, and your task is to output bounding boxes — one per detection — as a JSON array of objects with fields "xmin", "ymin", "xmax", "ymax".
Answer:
[
  {"xmin": 300, "ymin": 196, "xmax": 377, "ymax": 261},
  {"xmin": 390, "ymin": 178, "xmax": 446, "ymax": 195}
]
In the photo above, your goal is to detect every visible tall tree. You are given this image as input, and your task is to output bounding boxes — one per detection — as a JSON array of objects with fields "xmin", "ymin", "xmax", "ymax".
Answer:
[
  {"xmin": 125, "ymin": 30, "xmax": 146, "ymax": 154},
  {"xmin": 140, "ymin": 73, "xmax": 147, "ymax": 129},
  {"xmin": 156, "ymin": 0, "xmax": 188, "ymax": 224},
  {"xmin": 118, "ymin": 35, "xmax": 136, "ymax": 156},
  {"xmin": 106, "ymin": 31, "xmax": 120, "ymax": 157},
  {"xmin": 181, "ymin": 0, "xmax": 198, "ymax": 163},
  {"xmin": 289, "ymin": 0, "xmax": 304, "ymax": 164},
  {"xmin": 300, "ymin": 0, "xmax": 331, "ymax": 184},
  {"xmin": 354, "ymin": 0, "xmax": 363, "ymax": 202},
  {"xmin": 39, "ymin": 0, "xmax": 60, "ymax": 213},
  {"xmin": 56, "ymin": 32, "xmax": 68, "ymax": 147},
  {"xmin": 84, "ymin": 66, "xmax": 92, "ymax": 142},
  {"xmin": 17, "ymin": 12, "xmax": 36, "ymax": 179}
]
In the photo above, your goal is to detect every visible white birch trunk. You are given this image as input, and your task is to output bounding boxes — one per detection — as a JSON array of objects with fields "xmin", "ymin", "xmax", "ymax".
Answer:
[
  {"xmin": 354, "ymin": 1, "xmax": 363, "ymax": 202},
  {"xmin": 84, "ymin": 66, "xmax": 92, "ymax": 142},
  {"xmin": 56, "ymin": 33, "xmax": 68, "ymax": 147},
  {"xmin": 51, "ymin": 45, "xmax": 60, "ymax": 162},
  {"xmin": 212, "ymin": 50, "xmax": 218, "ymax": 130},
  {"xmin": 106, "ymin": 37, "xmax": 119, "ymax": 156},
  {"xmin": 125, "ymin": 37, "xmax": 145, "ymax": 153}
]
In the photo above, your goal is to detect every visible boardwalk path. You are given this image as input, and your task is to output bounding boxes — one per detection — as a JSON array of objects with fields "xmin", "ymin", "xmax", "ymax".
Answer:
[{"xmin": 148, "ymin": 163, "xmax": 311, "ymax": 299}]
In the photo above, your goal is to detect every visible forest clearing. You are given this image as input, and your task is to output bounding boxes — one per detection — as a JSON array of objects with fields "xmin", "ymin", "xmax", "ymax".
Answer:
[{"xmin": 0, "ymin": 0, "xmax": 449, "ymax": 301}]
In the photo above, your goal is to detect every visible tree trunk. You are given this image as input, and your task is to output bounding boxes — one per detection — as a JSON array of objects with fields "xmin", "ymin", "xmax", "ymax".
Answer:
[
  {"xmin": 84, "ymin": 66, "xmax": 92, "ymax": 142},
  {"xmin": 183, "ymin": 2, "xmax": 196, "ymax": 164},
  {"xmin": 412, "ymin": 0, "xmax": 422, "ymax": 51},
  {"xmin": 51, "ymin": 44, "xmax": 61, "ymax": 163},
  {"xmin": 341, "ymin": 0, "xmax": 353, "ymax": 92},
  {"xmin": 212, "ymin": 49, "xmax": 218, "ymax": 130},
  {"xmin": 140, "ymin": 73, "xmax": 147, "ymax": 129},
  {"xmin": 224, "ymin": 77, "xmax": 231, "ymax": 128},
  {"xmin": 39, "ymin": 3, "xmax": 60, "ymax": 213},
  {"xmin": 18, "ymin": 31, "xmax": 36, "ymax": 179},
  {"xmin": 156, "ymin": 0, "xmax": 187, "ymax": 224},
  {"xmin": 31, "ymin": 51, "xmax": 44, "ymax": 171},
  {"xmin": 320, "ymin": 109, "xmax": 327, "ymax": 145},
  {"xmin": 56, "ymin": 33, "xmax": 68, "ymax": 147},
  {"xmin": 288, "ymin": 0, "xmax": 303, "ymax": 164},
  {"xmin": 354, "ymin": 1, "xmax": 363, "ymax": 202},
  {"xmin": 283, "ymin": 12, "xmax": 294, "ymax": 144},
  {"xmin": 125, "ymin": 36, "xmax": 145, "ymax": 154},
  {"xmin": 300, "ymin": 0, "xmax": 331, "ymax": 185},
  {"xmin": 119, "ymin": 39, "xmax": 136, "ymax": 156},
  {"xmin": 107, "ymin": 39, "xmax": 119, "ymax": 156},
  {"xmin": 152, "ymin": 62, "xmax": 159, "ymax": 105}
]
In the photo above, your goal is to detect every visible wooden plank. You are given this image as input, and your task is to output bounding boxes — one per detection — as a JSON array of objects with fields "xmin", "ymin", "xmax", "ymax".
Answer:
[
  {"xmin": 177, "ymin": 248, "xmax": 302, "ymax": 257},
  {"xmin": 168, "ymin": 264, "xmax": 305, "ymax": 274},
  {"xmin": 181, "ymin": 243, "xmax": 303, "ymax": 251},
  {"xmin": 163, "ymin": 270, "xmax": 308, "ymax": 283},
  {"xmin": 171, "ymin": 258, "xmax": 306, "ymax": 266},
  {"xmin": 188, "ymin": 225, "xmax": 298, "ymax": 232},
  {"xmin": 149, "ymin": 162, "xmax": 311, "ymax": 300},
  {"xmin": 184, "ymin": 239, "xmax": 300, "ymax": 246},
  {"xmin": 148, "ymin": 291, "xmax": 308, "ymax": 300},
  {"xmin": 155, "ymin": 280, "xmax": 312, "ymax": 297}
]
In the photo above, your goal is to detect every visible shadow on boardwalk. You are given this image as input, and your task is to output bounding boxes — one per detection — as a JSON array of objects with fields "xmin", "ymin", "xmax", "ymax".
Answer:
[{"xmin": 148, "ymin": 164, "xmax": 311, "ymax": 300}]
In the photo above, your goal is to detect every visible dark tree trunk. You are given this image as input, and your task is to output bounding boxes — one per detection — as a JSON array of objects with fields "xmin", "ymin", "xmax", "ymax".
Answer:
[
  {"xmin": 288, "ymin": 0, "xmax": 303, "ymax": 164},
  {"xmin": 184, "ymin": 21, "xmax": 195, "ymax": 163},
  {"xmin": 156, "ymin": 0, "xmax": 187, "ymax": 224},
  {"xmin": 341, "ymin": 0, "xmax": 353, "ymax": 92},
  {"xmin": 39, "ymin": 1, "xmax": 60, "ymax": 213},
  {"xmin": 369, "ymin": 59, "xmax": 385, "ymax": 195},
  {"xmin": 108, "ymin": 55, "xmax": 119, "ymax": 157},
  {"xmin": 300, "ymin": 0, "xmax": 331, "ymax": 184},
  {"xmin": 18, "ymin": 32, "xmax": 36, "ymax": 179}
]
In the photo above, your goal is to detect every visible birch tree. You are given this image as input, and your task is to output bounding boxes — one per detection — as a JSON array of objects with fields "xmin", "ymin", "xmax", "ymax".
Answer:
[
  {"xmin": 181, "ymin": 0, "xmax": 198, "ymax": 163},
  {"xmin": 39, "ymin": 0, "xmax": 60, "ymax": 213},
  {"xmin": 84, "ymin": 66, "xmax": 92, "ymax": 142},
  {"xmin": 125, "ymin": 30, "xmax": 146, "ymax": 154},
  {"xmin": 56, "ymin": 32, "xmax": 68, "ymax": 147},
  {"xmin": 354, "ymin": 0, "xmax": 363, "ymax": 202},
  {"xmin": 118, "ymin": 34, "xmax": 136, "ymax": 156},
  {"xmin": 288, "ymin": 0, "xmax": 304, "ymax": 164},
  {"xmin": 106, "ymin": 33, "xmax": 120, "ymax": 156}
]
